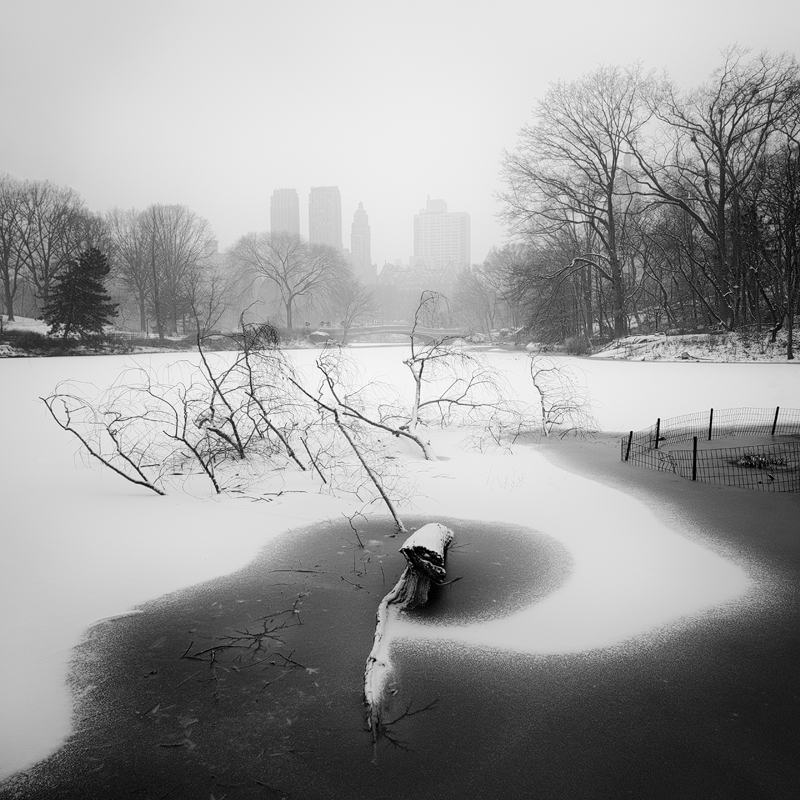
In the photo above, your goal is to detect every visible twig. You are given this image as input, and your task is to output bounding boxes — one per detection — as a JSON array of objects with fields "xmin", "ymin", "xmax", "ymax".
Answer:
[
  {"xmin": 344, "ymin": 511, "xmax": 365, "ymax": 547},
  {"xmin": 41, "ymin": 395, "xmax": 166, "ymax": 495},
  {"xmin": 301, "ymin": 436, "xmax": 327, "ymax": 483}
]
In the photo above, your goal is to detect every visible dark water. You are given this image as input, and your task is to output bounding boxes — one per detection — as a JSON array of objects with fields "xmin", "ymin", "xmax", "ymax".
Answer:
[{"xmin": 3, "ymin": 516, "xmax": 573, "ymax": 799}]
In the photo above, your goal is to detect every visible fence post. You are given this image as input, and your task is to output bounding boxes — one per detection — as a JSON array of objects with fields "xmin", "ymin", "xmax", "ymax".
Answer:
[
  {"xmin": 625, "ymin": 431, "xmax": 633, "ymax": 462},
  {"xmin": 772, "ymin": 406, "xmax": 780, "ymax": 436},
  {"xmin": 692, "ymin": 436, "xmax": 698, "ymax": 481},
  {"xmin": 708, "ymin": 408, "xmax": 714, "ymax": 441},
  {"xmin": 654, "ymin": 418, "xmax": 661, "ymax": 449}
]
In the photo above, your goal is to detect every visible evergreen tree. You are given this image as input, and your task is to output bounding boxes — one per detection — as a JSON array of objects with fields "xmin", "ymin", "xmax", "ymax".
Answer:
[{"xmin": 44, "ymin": 247, "xmax": 118, "ymax": 339}]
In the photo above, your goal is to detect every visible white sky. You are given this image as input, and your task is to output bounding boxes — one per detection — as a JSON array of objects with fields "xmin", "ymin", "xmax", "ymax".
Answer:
[{"xmin": 1, "ymin": 0, "xmax": 798, "ymax": 266}]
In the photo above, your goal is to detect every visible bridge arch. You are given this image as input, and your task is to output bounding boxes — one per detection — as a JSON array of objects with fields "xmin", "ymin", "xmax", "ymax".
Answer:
[{"xmin": 314, "ymin": 325, "xmax": 466, "ymax": 344}]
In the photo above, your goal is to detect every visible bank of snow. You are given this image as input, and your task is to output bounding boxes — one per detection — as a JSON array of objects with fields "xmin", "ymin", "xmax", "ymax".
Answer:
[{"xmin": 594, "ymin": 331, "xmax": 796, "ymax": 362}]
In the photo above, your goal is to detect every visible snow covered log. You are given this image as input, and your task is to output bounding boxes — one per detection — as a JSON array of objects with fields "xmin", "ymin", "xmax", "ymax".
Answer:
[
  {"xmin": 364, "ymin": 523, "xmax": 454, "ymax": 756},
  {"xmin": 398, "ymin": 522, "xmax": 454, "ymax": 607}
]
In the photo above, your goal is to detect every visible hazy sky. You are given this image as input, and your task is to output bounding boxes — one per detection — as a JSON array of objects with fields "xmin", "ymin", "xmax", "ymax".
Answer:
[{"xmin": 2, "ymin": 0, "xmax": 798, "ymax": 267}]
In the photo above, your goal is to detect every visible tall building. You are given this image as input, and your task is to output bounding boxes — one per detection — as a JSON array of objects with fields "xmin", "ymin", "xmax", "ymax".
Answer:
[
  {"xmin": 270, "ymin": 188, "xmax": 300, "ymax": 235},
  {"xmin": 350, "ymin": 202, "xmax": 374, "ymax": 282},
  {"xmin": 309, "ymin": 186, "xmax": 342, "ymax": 249},
  {"xmin": 413, "ymin": 198, "xmax": 470, "ymax": 270}
]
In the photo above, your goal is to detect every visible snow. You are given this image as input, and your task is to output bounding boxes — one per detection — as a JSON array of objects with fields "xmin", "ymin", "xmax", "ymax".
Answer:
[
  {"xmin": 593, "ymin": 331, "xmax": 797, "ymax": 362},
  {"xmin": 391, "ymin": 434, "xmax": 750, "ymax": 653},
  {"xmin": 1, "ymin": 315, "xmax": 49, "ymax": 333},
  {"xmin": 1, "ymin": 347, "xmax": 799, "ymax": 781}
]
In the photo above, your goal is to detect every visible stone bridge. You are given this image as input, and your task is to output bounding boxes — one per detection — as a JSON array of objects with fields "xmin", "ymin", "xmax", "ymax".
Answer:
[{"xmin": 315, "ymin": 324, "xmax": 466, "ymax": 344}]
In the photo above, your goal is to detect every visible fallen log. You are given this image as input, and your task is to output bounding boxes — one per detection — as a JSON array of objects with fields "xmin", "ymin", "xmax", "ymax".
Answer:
[{"xmin": 364, "ymin": 523, "xmax": 454, "ymax": 758}]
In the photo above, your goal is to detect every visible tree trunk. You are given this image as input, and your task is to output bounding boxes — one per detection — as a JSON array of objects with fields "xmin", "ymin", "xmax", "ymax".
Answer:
[
  {"xmin": 285, "ymin": 296, "xmax": 294, "ymax": 331},
  {"xmin": 364, "ymin": 523, "xmax": 454, "ymax": 760},
  {"xmin": 150, "ymin": 248, "xmax": 164, "ymax": 340},
  {"xmin": 715, "ymin": 171, "xmax": 733, "ymax": 329},
  {"xmin": 788, "ymin": 279, "xmax": 796, "ymax": 360},
  {"xmin": 2, "ymin": 273, "xmax": 14, "ymax": 321}
]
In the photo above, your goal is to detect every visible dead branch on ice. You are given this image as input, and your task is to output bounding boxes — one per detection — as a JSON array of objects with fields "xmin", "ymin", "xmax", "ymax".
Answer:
[
  {"xmin": 41, "ymin": 391, "xmax": 167, "ymax": 495},
  {"xmin": 529, "ymin": 351, "xmax": 597, "ymax": 436},
  {"xmin": 364, "ymin": 522, "xmax": 454, "ymax": 761}
]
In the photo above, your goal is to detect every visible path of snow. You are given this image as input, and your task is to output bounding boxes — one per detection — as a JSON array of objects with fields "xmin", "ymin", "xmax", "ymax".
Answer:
[
  {"xmin": 1, "ymin": 349, "xmax": 798, "ymax": 780},
  {"xmin": 393, "ymin": 429, "xmax": 751, "ymax": 653}
]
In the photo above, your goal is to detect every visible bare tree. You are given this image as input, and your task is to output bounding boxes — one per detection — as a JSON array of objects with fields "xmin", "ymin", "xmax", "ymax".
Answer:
[
  {"xmin": 483, "ymin": 243, "xmax": 539, "ymax": 331},
  {"xmin": 184, "ymin": 258, "xmax": 245, "ymax": 336},
  {"xmin": 322, "ymin": 273, "xmax": 378, "ymax": 342},
  {"xmin": 756, "ymin": 133, "xmax": 800, "ymax": 358},
  {"xmin": 11, "ymin": 180, "xmax": 106, "ymax": 313},
  {"xmin": 630, "ymin": 46, "xmax": 800, "ymax": 329},
  {"xmin": 501, "ymin": 63, "xmax": 653, "ymax": 337},
  {"xmin": 397, "ymin": 291, "xmax": 525, "ymax": 456},
  {"xmin": 228, "ymin": 231, "xmax": 346, "ymax": 331},
  {"xmin": 106, "ymin": 207, "xmax": 152, "ymax": 332},
  {"xmin": 0, "ymin": 174, "xmax": 24, "ymax": 320},
  {"xmin": 140, "ymin": 204, "xmax": 217, "ymax": 337},
  {"xmin": 453, "ymin": 260, "xmax": 516, "ymax": 337},
  {"xmin": 41, "ymin": 385, "xmax": 168, "ymax": 496},
  {"xmin": 283, "ymin": 354, "xmax": 407, "ymax": 532},
  {"xmin": 529, "ymin": 352, "xmax": 596, "ymax": 436}
]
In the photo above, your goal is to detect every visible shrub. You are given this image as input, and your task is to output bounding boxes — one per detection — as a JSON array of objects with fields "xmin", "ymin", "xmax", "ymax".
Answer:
[
  {"xmin": 564, "ymin": 336, "xmax": 592, "ymax": 355},
  {"xmin": 736, "ymin": 453, "xmax": 789, "ymax": 469},
  {"xmin": 4, "ymin": 329, "xmax": 79, "ymax": 353}
]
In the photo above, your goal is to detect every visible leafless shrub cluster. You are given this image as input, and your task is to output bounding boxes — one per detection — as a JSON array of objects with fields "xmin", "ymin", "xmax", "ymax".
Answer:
[
  {"xmin": 42, "ymin": 330, "xmax": 307, "ymax": 496},
  {"xmin": 358, "ymin": 291, "xmax": 537, "ymax": 456},
  {"xmin": 529, "ymin": 351, "xmax": 596, "ymax": 436},
  {"xmin": 41, "ymin": 325, "xmax": 414, "ymax": 526},
  {"xmin": 41, "ymin": 294, "xmax": 592, "ymax": 522}
]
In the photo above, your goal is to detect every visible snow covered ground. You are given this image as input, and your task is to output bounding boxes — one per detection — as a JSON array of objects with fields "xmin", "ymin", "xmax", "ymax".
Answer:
[
  {"xmin": 593, "ymin": 331, "xmax": 796, "ymax": 362},
  {"xmin": 1, "ymin": 316, "xmax": 48, "ymax": 332},
  {"xmin": 1, "ymin": 347, "xmax": 799, "ymax": 781}
]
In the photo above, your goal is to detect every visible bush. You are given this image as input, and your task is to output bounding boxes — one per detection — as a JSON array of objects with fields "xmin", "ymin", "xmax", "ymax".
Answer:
[
  {"xmin": 736, "ymin": 453, "xmax": 789, "ymax": 469},
  {"xmin": 564, "ymin": 336, "xmax": 592, "ymax": 355},
  {"xmin": 4, "ymin": 329, "xmax": 78, "ymax": 354}
]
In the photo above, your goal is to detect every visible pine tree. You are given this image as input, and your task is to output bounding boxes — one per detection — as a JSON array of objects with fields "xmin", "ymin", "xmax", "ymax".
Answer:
[{"xmin": 44, "ymin": 247, "xmax": 118, "ymax": 339}]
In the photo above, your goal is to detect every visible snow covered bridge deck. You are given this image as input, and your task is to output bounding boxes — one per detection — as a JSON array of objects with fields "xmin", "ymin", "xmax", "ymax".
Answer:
[{"xmin": 316, "ymin": 324, "xmax": 466, "ymax": 343}]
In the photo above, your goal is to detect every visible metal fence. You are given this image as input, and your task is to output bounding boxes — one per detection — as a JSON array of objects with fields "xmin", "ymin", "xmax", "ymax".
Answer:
[{"xmin": 621, "ymin": 407, "xmax": 800, "ymax": 492}]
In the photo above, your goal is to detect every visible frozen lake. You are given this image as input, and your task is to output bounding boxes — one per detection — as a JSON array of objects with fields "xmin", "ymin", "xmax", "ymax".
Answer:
[{"xmin": 1, "ymin": 347, "xmax": 798, "ymax": 781}]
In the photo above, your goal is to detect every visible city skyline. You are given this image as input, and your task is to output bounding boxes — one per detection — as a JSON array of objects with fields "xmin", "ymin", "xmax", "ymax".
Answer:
[
  {"xmin": 413, "ymin": 198, "xmax": 470, "ymax": 271},
  {"xmin": 269, "ymin": 188, "xmax": 474, "ymax": 274},
  {"xmin": 2, "ymin": 2, "xmax": 796, "ymax": 269},
  {"xmin": 308, "ymin": 186, "xmax": 343, "ymax": 250},
  {"xmin": 269, "ymin": 188, "xmax": 300, "ymax": 236},
  {"xmin": 350, "ymin": 201, "xmax": 374, "ymax": 282}
]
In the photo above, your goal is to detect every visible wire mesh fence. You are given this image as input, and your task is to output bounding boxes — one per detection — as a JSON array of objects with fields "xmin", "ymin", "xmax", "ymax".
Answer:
[
  {"xmin": 669, "ymin": 441, "xmax": 800, "ymax": 492},
  {"xmin": 620, "ymin": 407, "xmax": 800, "ymax": 492}
]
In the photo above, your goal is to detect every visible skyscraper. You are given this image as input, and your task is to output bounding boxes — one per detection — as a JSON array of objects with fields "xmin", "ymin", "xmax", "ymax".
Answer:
[
  {"xmin": 413, "ymin": 198, "xmax": 471, "ymax": 270},
  {"xmin": 309, "ymin": 186, "xmax": 342, "ymax": 249},
  {"xmin": 270, "ymin": 188, "xmax": 300, "ymax": 235},
  {"xmin": 350, "ymin": 202, "xmax": 374, "ymax": 282}
]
